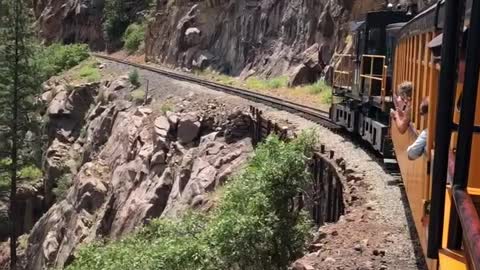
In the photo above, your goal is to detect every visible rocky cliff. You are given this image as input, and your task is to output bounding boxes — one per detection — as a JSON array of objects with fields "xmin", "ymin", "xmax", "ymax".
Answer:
[{"xmin": 24, "ymin": 74, "xmax": 254, "ymax": 269}]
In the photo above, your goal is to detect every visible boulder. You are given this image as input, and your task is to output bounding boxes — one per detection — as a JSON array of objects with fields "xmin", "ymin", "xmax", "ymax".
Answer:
[
  {"xmin": 177, "ymin": 113, "xmax": 201, "ymax": 144},
  {"xmin": 292, "ymin": 261, "xmax": 315, "ymax": 270},
  {"xmin": 288, "ymin": 64, "xmax": 321, "ymax": 87},
  {"xmin": 108, "ymin": 76, "xmax": 129, "ymax": 91},
  {"xmin": 185, "ymin": 27, "xmax": 202, "ymax": 47},
  {"xmin": 47, "ymin": 91, "xmax": 69, "ymax": 116},
  {"xmin": 154, "ymin": 116, "xmax": 170, "ymax": 138}
]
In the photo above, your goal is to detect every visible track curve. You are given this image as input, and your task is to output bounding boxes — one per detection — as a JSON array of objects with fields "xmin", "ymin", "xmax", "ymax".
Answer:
[{"xmin": 93, "ymin": 53, "xmax": 338, "ymax": 129}]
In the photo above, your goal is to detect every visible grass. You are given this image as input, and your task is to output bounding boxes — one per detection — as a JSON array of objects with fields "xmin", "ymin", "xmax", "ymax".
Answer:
[
  {"xmin": 244, "ymin": 76, "xmax": 288, "ymax": 91},
  {"xmin": 78, "ymin": 66, "xmax": 101, "ymax": 82},
  {"xmin": 68, "ymin": 58, "xmax": 102, "ymax": 83},
  {"xmin": 194, "ymin": 69, "xmax": 332, "ymax": 108}
]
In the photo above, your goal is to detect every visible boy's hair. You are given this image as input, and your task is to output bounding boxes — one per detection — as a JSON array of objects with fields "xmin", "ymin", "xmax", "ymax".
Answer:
[{"xmin": 398, "ymin": 81, "xmax": 413, "ymax": 98}]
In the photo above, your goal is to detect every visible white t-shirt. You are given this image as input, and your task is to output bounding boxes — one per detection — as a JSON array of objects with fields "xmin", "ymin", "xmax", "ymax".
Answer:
[{"xmin": 407, "ymin": 130, "xmax": 427, "ymax": 160}]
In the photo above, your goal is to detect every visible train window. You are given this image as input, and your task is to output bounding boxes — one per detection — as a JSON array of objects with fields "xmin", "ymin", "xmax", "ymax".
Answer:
[
  {"xmin": 348, "ymin": 114, "xmax": 351, "ymax": 127},
  {"xmin": 373, "ymin": 128, "xmax": 377, "ymax": 145}
]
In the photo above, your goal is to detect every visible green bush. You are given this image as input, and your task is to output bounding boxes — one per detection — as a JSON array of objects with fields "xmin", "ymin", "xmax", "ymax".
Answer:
[
  {"xmin": 129, "ymin": 69, "xmax": 141, "ymax": 87},
  {"xmin": 129, "ymin": 89, "xmax": 146, "ymax": 104},
  {"xmin": 53, "ymin": 174, "xmax": 72, "ymax": 201},
  {"xmin": 35, "ymin": 44, "xmax": 90, "ymax": 81},
  {"xmin": 67, "ymin": 133, "xmax": 315, "ymax": 270},
  {"xmin": 123, "ymin": 23, "xmax": 145, "ymax": 54},
  {"xmin": 19, "ymin": 165, "xmax": 42, "ymax": 182}
]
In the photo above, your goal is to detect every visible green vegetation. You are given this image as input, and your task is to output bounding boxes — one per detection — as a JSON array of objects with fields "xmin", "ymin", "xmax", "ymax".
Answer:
[
  {"xmin": 304, "ymin": 80, "xmax": 333, "ymax": 103},
  {"xmin": 103, "ymin": 0, "xmax": 152, "ymax": 48},
  {"xmin": 103, "ymin": 0, "xmax": 129, "ymax": 45},
  {"xmin": 123, "ymin": 23, "xmax": 145, "ymax": 54},
  {"xmin": 129, "ymin": 69, "xmax": 141, "ymax": 87},
  {"xmin": 53, "ymin": 174, "xmax": 72, "ymax": 201},
  {"xmin": 67, "ymin": 134, "xmax": 316, "ymax": 270},
  {"xmin": 195, "ymin": 69, "xmax": 332, "ymax": 106},
  {"xmin": 155, "ymin": 101, "xmax": 174, "ymax": 114},
  {"xmin": 19, "ymin": 165, "xmax": 42, "ymax": 182},
  {"xmin": 0, "ymin": 159, "xmax": 42, "ymax": 193},
  {"xmin": 78, "ymin": 63, "xmax": 101, "ymax": 82},
  {"xmin": 129, "ymin": 89, "xmax": 146, "ymax": 104},
  {"xmin": 245, "ymin": 76, "xmax": 288, "ymax": 90},
  {"xmin": 35, "ymin": 43, "xmax": 90, "ymax": 81}
]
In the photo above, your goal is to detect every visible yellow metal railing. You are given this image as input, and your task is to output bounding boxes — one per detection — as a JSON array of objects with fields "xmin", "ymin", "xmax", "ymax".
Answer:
[
  {"xmin": 360, "ymin": 54, "xmax": 388, "ymax": 107},
  {"xmin": 332, "ymin": 54, "xmax": 354, "ymax": 90}
]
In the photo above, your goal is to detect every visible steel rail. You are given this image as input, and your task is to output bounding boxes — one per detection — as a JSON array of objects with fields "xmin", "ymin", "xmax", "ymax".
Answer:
[{"xmin": 93, "ymin": 53, "xmax": 338, "ymax": 128}]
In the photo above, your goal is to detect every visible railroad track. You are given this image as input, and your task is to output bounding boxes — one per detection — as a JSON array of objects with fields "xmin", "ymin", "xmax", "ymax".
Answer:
[{"xmin": 93, "ymin": 53, "xmax": 338, "ymax": 129}]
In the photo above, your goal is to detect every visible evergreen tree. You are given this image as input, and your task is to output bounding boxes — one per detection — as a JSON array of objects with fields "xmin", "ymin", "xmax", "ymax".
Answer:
[{"xmin": 0, "ymin": 0, "xmax": 41, "ymax": 268}]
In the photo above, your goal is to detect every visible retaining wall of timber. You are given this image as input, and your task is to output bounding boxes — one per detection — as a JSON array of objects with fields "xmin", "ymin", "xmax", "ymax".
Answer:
[{"xmin": 249, "ymin": 106, "xmax": 345, "ymax": 226}]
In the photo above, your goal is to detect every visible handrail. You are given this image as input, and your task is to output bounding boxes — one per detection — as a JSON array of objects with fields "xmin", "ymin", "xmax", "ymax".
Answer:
[
  {"xmin": 360, "ymin": 55, "xmax": 387, "ymax": 102},
  {"xmin": 453, "ymin": 188, "xmax": 480, "ymax": 270},
  {"xmin": 362, "ymin": 54, "xmax": 386, "ymax": 59},
  {"xmin": 332, "ymin": 54, "xmax": 355, "ymax": 90}
]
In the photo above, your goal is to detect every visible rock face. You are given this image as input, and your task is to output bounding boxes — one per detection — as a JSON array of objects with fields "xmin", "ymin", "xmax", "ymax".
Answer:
[
  {"xmin": 25, "ymin": 76, "xmax": 254, "ymax": 269},
  {"xmin": 145, "ymin": 0, "xmax": 434, "ymax": 78}
]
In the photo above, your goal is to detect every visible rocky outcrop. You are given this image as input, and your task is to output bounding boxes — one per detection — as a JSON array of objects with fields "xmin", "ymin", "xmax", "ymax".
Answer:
[
  {"xmin": 33, "ymin": 0, "xmax": 106, "ymax": 50},
  {"xmin": 25, "ymin": 76, "xmax": 254, "ymax": 269}
]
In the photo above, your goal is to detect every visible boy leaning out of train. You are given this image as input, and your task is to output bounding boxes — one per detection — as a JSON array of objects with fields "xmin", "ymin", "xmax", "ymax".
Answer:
[{"xmin": 390, "ymin": 81, "xmax": 414, "ymax": 135}]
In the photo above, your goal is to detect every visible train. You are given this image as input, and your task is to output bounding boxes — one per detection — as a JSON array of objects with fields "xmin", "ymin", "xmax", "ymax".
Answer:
[{"xmin": 330, "ymin": 0, "xmax": 480, "ymax": 269}]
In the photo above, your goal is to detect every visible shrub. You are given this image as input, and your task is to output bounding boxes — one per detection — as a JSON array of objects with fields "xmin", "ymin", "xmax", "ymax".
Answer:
[
  {"xmin": 67, "ymin": 133, "xmax": 315, "ymax": 270},
  {"xmin": 123, "ymin": 23, "xmax": 145, "ymax": 54},
  {"xmin": 129, "ymin": 69, "xmax": 141, "ymax": 87},
  {"xmin": 35, "ymin": 44, "xmax": 90, "ymax": 80}
]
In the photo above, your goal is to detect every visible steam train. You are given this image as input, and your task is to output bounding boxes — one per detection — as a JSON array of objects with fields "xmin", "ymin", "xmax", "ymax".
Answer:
[{"xmin": 330, "ymin": 0, "xmax": 480, "ymax": 269}]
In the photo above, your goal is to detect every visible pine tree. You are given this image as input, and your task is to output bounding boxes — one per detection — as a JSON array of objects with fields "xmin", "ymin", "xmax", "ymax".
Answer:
[{"xmin": 0, "ymin": 0, "xmax": 41, "ymax": 268}]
